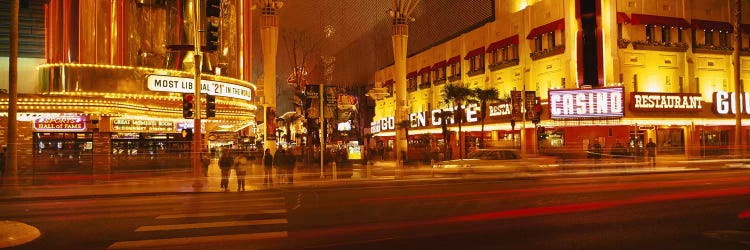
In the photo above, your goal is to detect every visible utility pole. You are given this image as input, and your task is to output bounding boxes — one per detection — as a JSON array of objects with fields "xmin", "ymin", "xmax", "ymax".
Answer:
[
  {"xmin": 4, "ymin": 0, "xmax": 19, "ymax": 186},
  {"xmin": 734, "ymin": 0, "xmax": 743, "ymax": 156},
  {"xmin": 192, "ymin": 0, "xmax": 204, "ymax": 189}
]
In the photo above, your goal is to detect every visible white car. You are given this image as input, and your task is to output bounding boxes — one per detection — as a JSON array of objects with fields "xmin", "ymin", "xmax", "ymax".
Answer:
[{"xmin": 432, "ymin": 149, "xmax": 551, "ymax": 175}]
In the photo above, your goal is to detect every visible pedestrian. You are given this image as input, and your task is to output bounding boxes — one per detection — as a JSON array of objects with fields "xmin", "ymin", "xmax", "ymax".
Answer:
[
  {"xmin": 286, "ymin": 150, "xmax": 296, "ymax": 184},
  {"xmin": 218, "ymin": 150, "xmax": 234, "ymax": 191},
  {"xmin": 235, "ymin": 152, "xmax": 248, "ymax": 191},
  {"xmin": 0, "ymin": 146, "xmax": 6, "ymax": 177},
  {"xmin": 275, "ymin": 149, "xmax": 286, "ymax": 183},
  {"xmin": 263, "ymin": 148, "xmax": 274, "ymax": 185},
  {"xmin": 646, "ymin": 138, "xmax": 657, "ymax": 167},
  {"xmin": 201, "ymin": 150, "xmax": 211, "ymax": 177}
]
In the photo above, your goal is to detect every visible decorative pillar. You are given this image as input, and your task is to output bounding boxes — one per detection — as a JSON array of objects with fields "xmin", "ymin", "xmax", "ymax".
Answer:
[
  {"xmin": 388, "ymin": 1, "xmax": 419, "ymax": 173},
  {"xmin": 260, "ymin": 0, "xmax": 282, "ymax": 154}
]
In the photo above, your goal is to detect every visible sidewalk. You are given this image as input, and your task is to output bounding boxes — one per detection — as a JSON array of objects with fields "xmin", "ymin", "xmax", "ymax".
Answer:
[{"xmin": 1, "ymin": 157, "xmax": 747, "ymax": 202}]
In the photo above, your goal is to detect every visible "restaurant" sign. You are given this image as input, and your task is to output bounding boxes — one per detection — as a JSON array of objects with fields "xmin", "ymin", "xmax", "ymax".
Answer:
[{"xmin": 630, "ymin": 92, "xmax": 702, "ymax": 112}]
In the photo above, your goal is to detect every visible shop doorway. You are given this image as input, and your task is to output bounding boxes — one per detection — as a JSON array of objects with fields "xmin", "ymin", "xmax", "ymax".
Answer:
[
  {"xmin": 33, "ymin": 132, "xmax": 94, "ymax": 176},
  {"xmin": 629, "ymin": 129, "xmax": 645, "ymax": 157},
  {"xmin": 656, "ymin": 128, "xmax": 685, "ymax": 155}
]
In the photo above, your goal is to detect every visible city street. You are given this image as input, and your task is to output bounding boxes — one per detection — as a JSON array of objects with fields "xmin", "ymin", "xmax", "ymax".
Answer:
[{"xmin": 1, "ymin": 169, "xmax": 749, "ymax": 249}]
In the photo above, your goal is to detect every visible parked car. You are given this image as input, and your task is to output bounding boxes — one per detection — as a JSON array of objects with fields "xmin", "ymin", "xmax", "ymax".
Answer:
[{"xmin": 432, "ymin": 149, "xmax": 553, "ymax": 175}]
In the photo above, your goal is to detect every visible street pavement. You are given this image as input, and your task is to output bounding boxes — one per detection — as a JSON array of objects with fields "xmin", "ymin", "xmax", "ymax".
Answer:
[
  {"xmin": 0, "ymin": 156, "xmax": 748, "ymax": 248},
  {"xmin": 1, "ymin": 155, "xmax": 747, "ymax": 202}
]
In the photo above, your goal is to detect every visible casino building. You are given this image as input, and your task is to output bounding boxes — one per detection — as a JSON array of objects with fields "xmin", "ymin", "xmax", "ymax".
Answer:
[
  {"xmin": 370, "ymin": 0, "xmax": 750, "ymax": 161},
  {"xmin": 0, "ymin": 0, "xmax": 257, "ymax": 180}
]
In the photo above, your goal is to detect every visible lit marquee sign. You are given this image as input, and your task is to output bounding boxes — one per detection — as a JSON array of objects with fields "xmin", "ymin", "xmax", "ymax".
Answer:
[
  {"xmin": 488, "ymin": 101, "xmax": 512, "ymax": 118},
  {"xmin": 147, "ymin": 75, "xmax": 253, "ymax": 101},
  {"xmin": 713, "ymin": 91, "xmax": 750, "ymax": 115},
  {"xmin": 370, "ymin": 105, "xmax": 481, "ymax": 133},
  {"xmin": 112, "ymin": 118, "xmax": 175, "ymax": 132},
  {"xmin": 549, "ymin": 87, "xmax": 624, "ymax": 119},
  {"xmin": 630, "ymin": 92, "xmax": 702, "ymax": 112},
  {"xmin": 34, "ymin": 116, "xmax": 86, "ymax": 131}
]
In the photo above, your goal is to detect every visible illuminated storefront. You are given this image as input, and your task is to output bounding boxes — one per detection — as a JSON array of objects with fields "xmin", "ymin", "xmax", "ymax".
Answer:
[
  {"xmin": 369, "ymin": 0, "xmax": 749, "ymax": 161},
  {"xmin": 0, "ymin": 0, "xmax": 257, "ymax": 178}
]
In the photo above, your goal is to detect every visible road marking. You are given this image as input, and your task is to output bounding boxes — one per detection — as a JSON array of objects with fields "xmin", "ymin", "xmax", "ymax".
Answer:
[
  {"xmin": 183, "ymin": 197, "xmax": 284, "ymax": 205},
  {"xmin": 156, "ymin": 209, "xmax": 286, "ymax": 219},
  {"xmin": 107, "ymin": 231, "xmax": 288, "ymax": 249},
  {"xmin": 135, "ymin": 218, "xmax": 288, "ymax": 231},
  {"xmin": 739, "ymin": 210, "xmax": 750, "ymax": 219}
]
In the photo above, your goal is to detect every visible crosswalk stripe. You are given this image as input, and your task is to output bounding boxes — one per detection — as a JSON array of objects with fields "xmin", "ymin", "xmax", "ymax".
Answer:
[
  {"xmin": 107, "ymin": 231, "xmax": 288, "ymax": 249},
  {"xmin": 135, "ymin": 218, "xmax": 288, "ymax": 231},
  {"xmin": 183, "ymin": 197, "xmax": 285, "ymax": 205},
  {"xmin": 156, "ymin": 209, "xmax": 286, "ymax": 219}
]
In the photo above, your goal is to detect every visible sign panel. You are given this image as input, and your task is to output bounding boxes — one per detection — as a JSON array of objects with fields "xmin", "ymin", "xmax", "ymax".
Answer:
[
  {"xmin": 34, "ymin": 116, "xmax": 86, "ymax": 131},
  {"xmin": 630, "ymin": 92, "xmax": 702, "ymax": 112},
  {"xmin": 524, "ymin": 91, "xmax": 537, "ymax": 120},
  {"xmin": 488, "ymin": 101, "xmax": 512, "ymax": 118},
  {"xmin": 713, "ymin": 91, "xmax": 750, "ymax": 115},
  {"xmin": 266, "ymin": 107, "xmax": 277, "ymax": 140},
  {"xmin": 111, "ymin": 118, "xmax": 174, "ymax": 132},
  {"xmin": 147, "ymin": 75, "xmax": 253, "ymax": 101},
  {"xmin": 548, "ymin": 87, "xmax": 624, "ymax": 119},
  {"xmin": 510, "ymin": 91, "xmax": 523, "ymax": 121},
  {"xmin": 324, "ymin": 86, "xmax": 337, "ymax": 119}
]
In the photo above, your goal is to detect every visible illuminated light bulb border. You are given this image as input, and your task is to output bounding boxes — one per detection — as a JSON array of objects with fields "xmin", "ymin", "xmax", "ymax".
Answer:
[{"xmin": 36, "ymin": 63, "xmax": 257, "ymax": 90}]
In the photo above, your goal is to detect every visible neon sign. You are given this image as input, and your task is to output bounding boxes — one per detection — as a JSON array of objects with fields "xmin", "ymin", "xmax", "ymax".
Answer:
[
  {"xmin": 713, "ymin": 91, "xmax": 750, "ymax": 115},
  {"xmin": 630, "ymin": 92, "xmax": 702, "ymax": 112},
  {"xmin": 549, "ymin": 87, "xmax": 624, "ymax": 119}
]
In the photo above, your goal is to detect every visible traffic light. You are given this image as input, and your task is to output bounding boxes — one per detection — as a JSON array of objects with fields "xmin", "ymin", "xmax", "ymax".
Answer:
[
  {"xmin": 206, "ymin": 0, "xmax": 221, "ymax": 18},
  {"xmin": 206, "ymin": 94, "xmax": 216, "ymax": 118},
  {"xmin": 183, "ymin": 93, "xmax": 195, "ymax": 118},
  {"xmin": 206, "ymin": 21, "xmax": 220, "ymax": 52}
]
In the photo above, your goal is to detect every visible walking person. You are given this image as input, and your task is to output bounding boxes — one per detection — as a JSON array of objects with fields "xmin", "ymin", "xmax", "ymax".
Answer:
[
  {"xmin": 235, "ymin": 152, "xmax": 248, "ymax": 191},
  {"xmin": 646, "ymin": 138, "xmax": 657, "ymax": 167},
  {"xmin": 218, "ymin": 150, "xmax": 234, "ymax": 191},
  {"xmin": 0, "ymin": 146, "xmax": 6, "ymax": 179},
  {"xmin": 201, "ymin": 150, "xmax": 211, "ymax": 177},
  {"xmin": 274, "ymin": 149, "xmax": 286, "ymax": 183},
  {"xmin": 263, "ymin": 148, "xmax": 274, "ymax": 185},
  {"xmin": 286, "ymin": 150, "xmax": 296, "ymax": 184}
]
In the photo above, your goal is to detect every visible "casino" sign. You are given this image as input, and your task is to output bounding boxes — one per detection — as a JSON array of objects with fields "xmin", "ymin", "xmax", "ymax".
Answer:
[{"xmin": 549, "ymin": 87, "xmax": 624, "ymax": 119}]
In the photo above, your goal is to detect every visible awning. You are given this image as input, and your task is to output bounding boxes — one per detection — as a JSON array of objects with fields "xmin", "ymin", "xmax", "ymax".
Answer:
[
  {"xmin": 617, "ymin": 12, "xmax": 630, "ymax": 24},
  {"xmin": 417, "ymin": 66, "xmax": 431, "ymax": 75},
  {"xmin": 691, "ymin": 19, "xmax": 733, "ymax": 32},
  {"xmin": 446, "ymin": 55, "xmax": 461, "ymax": 65},
  {"xmin": 432, "ymin": 60, "xmax": 446, "ymax": 69},
  {"xmin": 486, "ymin": 35, "xmax": 519, "ymax": 53},
  {"xmin": 464, "ymin": 47, "xmax": 485, "ymax": 60},
  {"xmin": 630, "ymin": 14, "xmax": 690, "ymax": 28},
  {"xmin": 383, "ymin": 79, "xmax": 394, "ymax": 87},
  {"xmin": 526, "ymin": 18, "xmax": 565, "ymax": 39},
  {"xmin": 406, "ymin": 71, "xmax": 418, "ymax": 79}
]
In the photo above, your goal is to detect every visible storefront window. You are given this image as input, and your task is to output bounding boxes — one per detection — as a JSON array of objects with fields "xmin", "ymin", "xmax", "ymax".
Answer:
[
  {"xmin": 656, "ymin": 128, "xmax": 684, "ymax": 155},
  {"xmin": 111, "ymin": 133, "xmax": 191, "ymax": 172},
  {"xmin": 699, "ymin": 130, "xmax": 729, "ymax": 156},
  {"xmin": 33, "ymin": 132, "xmax": 94, "ymax": 174}
]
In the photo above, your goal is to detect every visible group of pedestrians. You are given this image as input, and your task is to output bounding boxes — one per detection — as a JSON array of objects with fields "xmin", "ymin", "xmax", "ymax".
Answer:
[
  {"xmin": 214, "ymin": 149, "xmax": 254, "ymax": 192},
  {"xmin": 204, "ymin": 147, "xmax": 296, "ymax": 191},
  {"xmin": 262, "ymin": 148, "xmax": 295, "ymax": 185}
]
